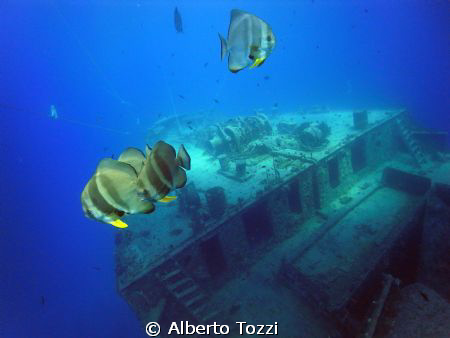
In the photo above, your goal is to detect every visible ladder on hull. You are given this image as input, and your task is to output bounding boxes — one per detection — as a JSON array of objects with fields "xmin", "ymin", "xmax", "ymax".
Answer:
[
  {"xmin": 155, "ymin": 259, "xmax": 220, "ymax": 323},
  {"xmin": 396, "ymin": 117, "xmax": 426, "ymax": 167}
]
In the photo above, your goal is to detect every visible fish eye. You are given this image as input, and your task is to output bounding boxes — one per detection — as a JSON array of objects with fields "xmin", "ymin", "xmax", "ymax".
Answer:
[{"xmin": 267, "ymin": 35, "xmax": 272, "ymax": 42}]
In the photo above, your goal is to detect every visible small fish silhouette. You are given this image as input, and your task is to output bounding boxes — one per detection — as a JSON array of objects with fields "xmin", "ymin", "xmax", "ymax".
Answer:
[{"xmin": 174, "ymin": 7, "xmax": 183, "ymax": 33}]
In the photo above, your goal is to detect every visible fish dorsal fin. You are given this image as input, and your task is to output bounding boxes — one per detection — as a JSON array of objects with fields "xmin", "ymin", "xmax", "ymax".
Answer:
[
  {"xmin": 145, "ymin": 144, "xmax": 152, "ymax": 157},
  {"xmin": 96, "ymin": 158, "xmax": 137, "ymax": 178},
  {"xmin": 154, "ymin": 140, "xmax": 176, "ymax": 158},
  {"xmin": 230, "ymin": 9, "xmax": 249, "ymax": 21},
  {"xmin": 118, "ymin": 147, "xmax": 145, "ymax": 173},
  {"xmin": 229, "ymin": 9, "xmax": 251, "ymax": 38}
]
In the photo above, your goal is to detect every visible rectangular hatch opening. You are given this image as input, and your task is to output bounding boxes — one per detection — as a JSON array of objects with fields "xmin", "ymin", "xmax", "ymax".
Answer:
[
  {"xmin": 328, "ymin": 157, "xmax": 340, "ymax": 188},
  {"xmin": 312, "ymin": 170, "xmax": 321, "ymax": 209},
  {"xmin": 200, "ymin": 235, "xmax": 227, "ymax": 278},
  {"xmin": 351, "ymin": 138, "xmax": 367, "ymax": 172},
  {"xmin": 242, "ymin": 201, "xmax": 273, "ymax": 246},
  {"xmin": 288, "ymin": 180, "xmax": 303, "ymax": 213}
]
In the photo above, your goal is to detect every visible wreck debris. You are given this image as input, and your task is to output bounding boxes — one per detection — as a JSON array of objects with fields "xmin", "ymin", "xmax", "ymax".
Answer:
[{"xmin": 362, "ymin": 274, "xmax": 400, "ymax": 338}]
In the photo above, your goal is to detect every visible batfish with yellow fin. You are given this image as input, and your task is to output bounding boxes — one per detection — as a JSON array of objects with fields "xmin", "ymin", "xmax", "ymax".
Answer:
[
  {"xmin": 81, "ymin": 142, "xmax": 191, "ymax": 228},
  {"xmin": 219, "ymin": 9, "xmax": 276, "ymax": 73}
]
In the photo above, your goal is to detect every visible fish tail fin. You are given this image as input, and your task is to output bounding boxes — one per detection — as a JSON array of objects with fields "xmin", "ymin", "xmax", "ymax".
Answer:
[
  {"xmin": 218, "ymin": 33, "xmax": 227, "ymax": 60},
  {"xmin": 174, "ymin": 167, "xmax": 187, "ymax": 189},
  {"xmin": 176, "ymin": 144, "xmax": 191, "ymax": 170}
]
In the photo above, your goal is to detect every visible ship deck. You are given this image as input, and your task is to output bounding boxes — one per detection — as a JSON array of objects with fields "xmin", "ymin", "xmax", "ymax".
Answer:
[{"xmin": 116, "ymin": 109, "xmax": 404, "ymax": 290}]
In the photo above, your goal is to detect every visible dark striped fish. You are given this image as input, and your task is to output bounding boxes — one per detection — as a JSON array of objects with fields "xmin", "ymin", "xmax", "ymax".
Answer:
[
  {"xmin": 81, "ymin": 151, "xmax": 155, "ymax": 228},
  {"xmin": 81, "ymin": 175, "xmax": 128, "ymax": 227},
  {"xmin": 137, "ymin": 141, "xmax": 191, "ymax": 202},
  {"xmin": 174, "ymin": 7, "xmax": 183, "ymax": 33},
  {"xmin": 81, "ymin": 142, "xmax": 190, "ymax": 228},
  {"xmin": 95, "ymin": 158, "xmax": 155, "ymax": 214},
  {"xmin": 219, "ymin": 9, "xmax": 276, "ymax": 73}
]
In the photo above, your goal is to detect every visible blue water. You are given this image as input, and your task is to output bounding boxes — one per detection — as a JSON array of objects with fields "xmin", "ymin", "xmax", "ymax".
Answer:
[{"xmin": 1, "ymin": 1, "xmax": 448, "ymax": 337}]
